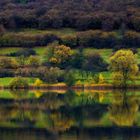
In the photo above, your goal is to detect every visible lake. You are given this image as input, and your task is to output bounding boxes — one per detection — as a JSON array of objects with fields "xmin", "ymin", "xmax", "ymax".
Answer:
[{"xmin": 0, "ymin": 89, "xmax": 140, "ymax": 140}]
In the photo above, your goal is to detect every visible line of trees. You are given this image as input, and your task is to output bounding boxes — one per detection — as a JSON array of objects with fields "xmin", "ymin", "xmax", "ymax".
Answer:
[{"xmin": 0, "ymin": 30, "xmax": 140, "ymax": 48}]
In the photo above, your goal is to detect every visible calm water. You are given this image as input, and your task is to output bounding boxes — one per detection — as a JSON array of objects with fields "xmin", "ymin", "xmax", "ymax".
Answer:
[{"xmin": 0, "ymin": 89, "xmax": 140, "ymax": 140}]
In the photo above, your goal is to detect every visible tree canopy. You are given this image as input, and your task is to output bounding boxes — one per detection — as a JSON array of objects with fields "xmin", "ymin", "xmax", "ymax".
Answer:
[{"xmin": 109, "ymin": 50, "xmax": 139, "ymax": 87}]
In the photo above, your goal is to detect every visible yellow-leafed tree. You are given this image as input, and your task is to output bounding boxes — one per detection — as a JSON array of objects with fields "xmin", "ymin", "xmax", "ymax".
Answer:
[{"xmin": 109, "ymin": 50, "xmax": 139, "ymax": 87}]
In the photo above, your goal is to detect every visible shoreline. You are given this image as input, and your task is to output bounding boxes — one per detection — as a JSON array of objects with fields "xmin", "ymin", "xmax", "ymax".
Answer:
[{"xmin": 0, "ymin": 84, "xmax": 140, "ymax": 91}]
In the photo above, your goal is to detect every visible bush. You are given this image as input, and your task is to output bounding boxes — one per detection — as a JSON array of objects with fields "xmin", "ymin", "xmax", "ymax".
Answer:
[
  {"xmin": 82, "ymin": 53, "xmax": 108, "ymax": 72},
  {"xmin": 41, "ymin": 67, "xmax": 63, "ymax": 83},
  {"xmin": 15, "ymin": 67, "xmax": 37, "ymax": 77},
  {"xmin": 9, "ymin": 77, "xmax": 29, "ymax": 89},
  {"xmin": 34, "ymin": 79, "xmax": 43, "ymax": 86},
  {"xmin": 27, "ymin": 56, "xmax": 41, "ymax": 67},
  {"xmin": 16, "ymin": 56, "xmax": 27, "ymax": 67},
  {"xmin": 15, "ymin": 66, "xmax": 64, "ymax": 83},
  {"xmin": 0, "ymin": 57, "xmax": 18, "ymax": 69}
]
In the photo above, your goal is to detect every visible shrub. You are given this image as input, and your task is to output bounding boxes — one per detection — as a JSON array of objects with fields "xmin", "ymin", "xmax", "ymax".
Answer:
[
  {"xmin": 27, "ymin": 56, "xmax": 41, "ymax": 67},
  {"xmin": 15, "ymin": 67, "xmax": 37, "ymax": 77},
  {"xmin": 32, "ymin": 67, "xmax": 63, "ymax": 83},
  {"xmin": 9, "ymin": 77, "xmax": 29, "ymax": 89},
  {"xmin": 98, "ymin": 74, "xmax": 105, "ymax": 84},
  {"xmin": 34, "ymin": 78, "xmax": 43, "ymax": 86},
  {"xmin": 16, "ymin": 56, "xmax": 27, "ymax": 67},
  {"xmin": 0, "ymin": 57, "xmax": 18, "ymax": 69},
  {"xmin": 15, "ymin": 66, "xmax": 64, "ymax": 83}
]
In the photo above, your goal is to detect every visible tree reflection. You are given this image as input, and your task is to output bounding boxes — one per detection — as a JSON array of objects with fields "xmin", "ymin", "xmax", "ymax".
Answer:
[
  {"xmin": 39, "ymin": 92, "xmax": 65, "ymax": 110},
  {"xmin": 48, "ymin": 111, "xmax": 74, "ymax": 132},
  {"xmin": 10, "ymin": 89, "xmax": 29, "ymax": 99},
  {"xmin": 109, "ymin": 90, "xmax": 139, "ymax": 126}
]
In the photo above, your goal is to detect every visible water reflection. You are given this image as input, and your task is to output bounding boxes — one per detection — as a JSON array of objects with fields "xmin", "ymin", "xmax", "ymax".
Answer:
[
  {"xmin": 0, "ymin": 89, "xmax": 139, "ymax": 139},
  {"xmin": 109, "ymin": 90, "xmax": 139, "ymax": 126}
]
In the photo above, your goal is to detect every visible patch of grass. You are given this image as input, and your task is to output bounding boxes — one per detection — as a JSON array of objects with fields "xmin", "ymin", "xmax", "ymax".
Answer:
[
  {"xmin": 0, "ymin": 77, "xmax": 37, "ymax": 86},
  {"xmin": 0, "ymin": 47, "xmax": 21, "ymax": 55},
  {"xmin": 34, "ymin": 47, "xmax": 47, "ymax": 55},
  {"xmin": 0, "ymin": 90, "xmax": 14, "ymax": 99}
]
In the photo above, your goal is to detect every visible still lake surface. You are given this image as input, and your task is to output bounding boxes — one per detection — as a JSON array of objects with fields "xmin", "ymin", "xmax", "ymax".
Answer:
[{"xmin": 0, "ymin": 89, "xmax": 140, "ymax": 140}]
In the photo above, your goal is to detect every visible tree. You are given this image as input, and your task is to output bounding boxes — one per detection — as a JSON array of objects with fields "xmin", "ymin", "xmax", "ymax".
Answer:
[
  {"xmin": 70, "ymin": 49, "xmax": 84, "ymax": 69},
  {"xmin": 64, "ymin": 71, "xmax": 76, "ymax": 87},
  {"xmin": 98, "ymin": 74, "xmax": 105, "ymax": 84},
  {"xmin": 9, "ymin": 77, "xmax": 29, "ymax": 89},
  {"xmin": 82, "ymin": 53, "xmax": 108, "ymax": 72},
  {"xmin": 109, "ymin": 50, "xmax": 139, "ymax": 87},
  {"xmin": 48, "ymin": 45, "xmax": 72, "ymax": 66}
]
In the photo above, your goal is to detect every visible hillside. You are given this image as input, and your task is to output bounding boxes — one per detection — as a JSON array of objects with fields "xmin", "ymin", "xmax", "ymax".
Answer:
[{"xmin": 0, "ymin": 0, "xmax": 139, "ymax": 31}]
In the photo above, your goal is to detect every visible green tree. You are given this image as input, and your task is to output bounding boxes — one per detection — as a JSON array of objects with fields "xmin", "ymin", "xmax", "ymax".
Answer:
[
  {"xmin": 64, "ymin": 71, "xmax": 76, "ymax": 87},
  {"xmin": 109, "ymin": 50, "xmax": 139, "ymax": 87}
]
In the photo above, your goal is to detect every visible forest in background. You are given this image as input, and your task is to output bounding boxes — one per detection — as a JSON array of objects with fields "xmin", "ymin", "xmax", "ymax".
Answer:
[{"xmin": 0, "ymin": 0, "xmax": 139, "ymax": 31}]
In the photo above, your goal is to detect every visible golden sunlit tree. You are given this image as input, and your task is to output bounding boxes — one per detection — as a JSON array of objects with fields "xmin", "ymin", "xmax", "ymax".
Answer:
[
  {"xmin": 109, "ymin": 50, "xmax": 139, "ymax": 87},
  {"xmin": 48, "ymin": 45, "xmax": 72, "ymax": 64}
]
